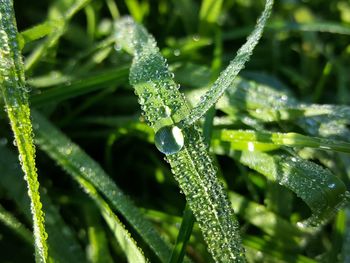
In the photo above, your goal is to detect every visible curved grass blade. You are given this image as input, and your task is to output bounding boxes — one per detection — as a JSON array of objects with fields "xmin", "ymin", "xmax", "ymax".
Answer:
[
  {"xmin": 213, "ymin": 143, "xmax": 349, "ymax": 226},
  {"xmin": 0, "ymin": 1, "xmax": 48, "ymax": 261},
  {"xmin": 115, "ymin": 17, "xmax": 245, "ymax": 262},
  {"xmin": 76, "ymin": 175, "xmax": 148, "ymax": 263},
  {"xmin": 18, "ymin": 21, "xmax": 54, "ymax": 49},
  {"xmin": 0, "ymin": 203, "xmax": 33, "ymax": 244},
  {"xmin": 213, "ymin": 129, "xmax": 350, "ymax": 153},
  {"xmin": 24, "ymin": 0, "xmax": 91, "ymax": 71},
  {"xmin": 31, "ymin": 111, "xmax": 172, "ymax": 263},
  {"xmin": 0, "ymin": 145, "xmax": 87, "ymax": 263},
  {"xmin": 180, "ymin": 0, "xmax": 273, "ymax": 127}
]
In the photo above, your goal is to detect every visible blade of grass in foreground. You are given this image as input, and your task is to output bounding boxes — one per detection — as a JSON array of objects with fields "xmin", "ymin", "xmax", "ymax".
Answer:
[
  {"xmin": 0, "ymin": 145, "xmax": 87, "ymax": 263},
  {"xmin": 31, "ymin": 111, "xmax": 172, "ymax": 263},
  {"xmin": 180, "ymin": 0, "xmax": 273, "ymax": 127},
  {"xmin": 0, "ymin": 1, "xmax": 48, "ymax": 261},
  {"xmin": 115, "ymin": 17, "xmax": 245, "ymax": 262}
]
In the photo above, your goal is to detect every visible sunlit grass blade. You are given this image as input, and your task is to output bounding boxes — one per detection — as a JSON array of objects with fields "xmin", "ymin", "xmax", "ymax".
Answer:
[
  {"xmin": 180, "ymin": 0, "xmax": 273, "ymax": 127},
  {"xmin": 125, "ymin": 0, "xmax": 146, "ymax": 22},
  {"xmin": 199, "ymin": 0, "xmax": 223, "ymax": 34},
  {"xmin": 213, "ymin": 129, "xmax": 350, "ymax": 153},
  {"xmin": 32, "ymin": 111, "xmax": 172, "ymax": 262},
  {"xmin": 0, "ymin": 145, "xmax": 87, "ymax": 262},
  {"xmin": 0, "ymin": 1, "xmax": 48, "ymax": 261},
  {"xmin": 213, "ymin": 143, "xmax": 349, "ymax": 226},
  {"xmin": 76, "ymin": 175, "xmax": 148, "ymax": 263},
  {"xmin": 0, "ymin": 203, "xmax": 33, "ymax": 244}
]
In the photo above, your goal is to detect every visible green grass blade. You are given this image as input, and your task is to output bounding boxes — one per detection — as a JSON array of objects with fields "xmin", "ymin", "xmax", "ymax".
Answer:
[
  {"xmin": 270, "ymin": 21, "xmax": 350, "ymax": 35},
  {"xmin": 0, "ymin": 1, "xmax": 48, "ymax": 261},
  {"xmin": 30, "ymin": 67, "xmax": 128, "ymax": 106},
  {"xmin": 0, "ymin": 145, "xmax": 87, "ymax": 263},
  {"xmin": 229, "ymin": 192, "xmax": 307, "ymax": 242},
  {"xmin": 0, "ymin": 203, "xmax": 33, "ymax": 244},
  {"xmin": 32, "ymin": 111, "xmax": 172, "ymax": 263},
  {"xmin": 125, "ymin": 0, "xmax": 146, "ymax": 22},
  {"xmin": 243, "ymin": 235, "xmax": 317, "ymax": 263},
  {"xmin": 24, "ymin": 0, "xmax": 91, "ymax": 71},
  {"xmin": 218, "ymin": 76, "xmax": 350, "ymax": 124},
  {"xmin": 214, "ymin": 144, "xmax": 349, "ymax": 226},
  {"xmin": 199, "ymin": 0, "xmax": 223, "ymax": 34},
  {"xmin": 115, "ymin": 17, "xmax": 245, "ymax": 262},
  {"xmin": 216, "ymin": 76, "xmax": 350, "ymax": 139},
  {"xmin": 341, "ymin": 208, "xmax": 350, "ymax": 263},
  {"xmin": 168, "ymin": 204, "xmax": 194, "ymax": 263},
  {"xmin": 213, "ymin": 129, "xmax": 350, "ymax": 153},
  {"xmin": 85, "ymin": 205, "xmax": 114, "ymax": 263},
  {"xmin": 18, "ymin": 21, "xmax": 54, "ymax": 49},
  {"xmin": 76, "ymin": 175, "xmax": 148, "ymax": 263},
  {"xmin": 180, "ymin": 0, "xmax": 273, "ymax": 127}
]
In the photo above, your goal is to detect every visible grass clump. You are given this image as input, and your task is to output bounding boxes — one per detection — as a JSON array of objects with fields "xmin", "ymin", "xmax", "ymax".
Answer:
[{"xmin": 0, "ymin": 0, "xmax": 350, "ymax": 262}]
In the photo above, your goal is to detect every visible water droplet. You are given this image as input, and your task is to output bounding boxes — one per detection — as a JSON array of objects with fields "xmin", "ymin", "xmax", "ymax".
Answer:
[
  {"xmin": 247, "ymin": 142, "xmax": 255, "ymax": 152},
  {"xmin": 154, "ymin": 125, "xmax": 184, "ymax": 155},
  {"xmin": 173, "ymin": 49, "xmax": 181, "ymax": 56},
  {"xmin": 328, "ymin": 183, "xmax": 336, "ymax": 189},
  {"xmin": 114, "ymin": 43, "xmax": 122, "ymax": 51},
  {"xmin": 159, "ymin": 105, "xmax": 171, "ymax": 118},
  {"xmin": 0, "ymin": 138, "xmax": 8, "ymax": 146},
  {"xmin": 192, "ymin": 34, "xmax": 200, "ymax": 41}
]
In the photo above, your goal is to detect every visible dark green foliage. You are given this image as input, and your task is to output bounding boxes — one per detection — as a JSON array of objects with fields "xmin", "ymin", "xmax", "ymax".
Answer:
[{"xmin": 0, "ymin": 0, "xmax": 350, "ymax": 262}]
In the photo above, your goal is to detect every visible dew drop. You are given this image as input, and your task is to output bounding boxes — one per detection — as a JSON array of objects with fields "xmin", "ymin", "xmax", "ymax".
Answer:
[
  {"xmin": 114, "ymin": 43, "xmax": 122, "ymax": 51},
  {"xmin": 192, "ymin": 34, "xmax": 200, "ymax": 41},
  {"xmin": 154, "ymin": 125, "xmax": 184, "ymax": 155},
  {"xmin": 0, "ymin": 138, "xmax": 8, "ymax": 146},
  {"xmin": 328, "ymin": 183, "xmax": 336, "ymax": 189},
  {"xmin": 247, "ymin": 142, "xmax": 255, "ymax": 152},
  {"xmin": 173, "ymin": 49, "xmax": 181, "ymax": 56}
]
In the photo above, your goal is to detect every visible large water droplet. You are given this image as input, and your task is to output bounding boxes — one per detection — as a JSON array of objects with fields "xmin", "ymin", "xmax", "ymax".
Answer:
[{"xmin": 154, "ymin": 125, "xmax": 184, "ymax": 155}]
